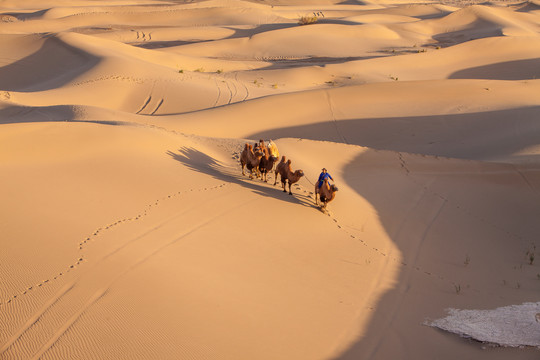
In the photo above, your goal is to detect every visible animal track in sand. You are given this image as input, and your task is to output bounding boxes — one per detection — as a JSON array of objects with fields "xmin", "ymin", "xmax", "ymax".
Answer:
[
  {"xmin": 0, "ymin": 183, "xmax": 228, "ymax": 307},
  {"xmin": 329, "ymin": 150, "xmax": 536, "ymax": 292},
  {"xmin": 72, "ymin": 75, "xmax": 145, "ymax": 86},
  {"xmin": 289, "ymin": 162, "xmax": 486, "ymax": 295}
]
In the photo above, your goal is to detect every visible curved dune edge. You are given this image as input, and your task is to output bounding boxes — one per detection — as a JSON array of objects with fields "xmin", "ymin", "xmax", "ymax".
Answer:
[{"xmin": 427, "ymin": 302, "xmax": 540, "ymax": 348}]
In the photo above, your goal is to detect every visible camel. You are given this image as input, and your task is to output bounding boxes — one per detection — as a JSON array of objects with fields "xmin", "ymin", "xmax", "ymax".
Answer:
[
  {"xmin": 258, "ymin": 146, "xmax": 278, "ymax": 182},
  {"xmin": 273, "ymin": 156, "xmax": 287, "ymax": 186},
  {"xmin": 274, "ymin": 157, "xmax": 304, "ymax": 195},
  {"xmin": 253, "ymin": 139, "xmax": 265, "ymax": 157},
  {"xmin": 316, "ymin": 178, "xmax": 338, "ymax": 210},
  {"xmin": 240, "ymin": 143, "xmax": 263, "ymax": 179}
]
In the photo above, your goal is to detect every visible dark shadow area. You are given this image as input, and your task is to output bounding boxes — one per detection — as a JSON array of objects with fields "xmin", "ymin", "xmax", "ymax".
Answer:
[
  {"xmin": 450, "ymin": 58, "xmax": 540, "ymax": 80},
  {"xmin": 132, "ymin": 40, "xmax": 197, "ymax": 49},
  {"xmin": 128, "ymin": 23, "xmax": 297, "ymax": 49},
  {"xmin": 0, "ymin": 35, "xmax": 100, "ymax": 92},
  {"xmin": 0, "ymin": 104, "xmax": 126, "ymax": 126},
  {"xmin": 0, "ymin": 104, "xmax": 76, "ymax": 124},
  {"xmin": 338, "ymin": 0, "xmax": 368, "ymax": 5},
  {"xmin": 263, "ymin": 55, "xmax": 384, "ymax": 70},
  {"xmin": 432, "ymin": 22, "xmax": 503, "ymax": 47},
  {"xmin": 332, "ymin": 148, "xmax": 540, "ymax": 359},
  {"xmin": 354, "ymin": 6, "xmax": 452, "ymax": 20},
  {"xmin": 223, "ymin": 23, "xmax": 298, "ymax": 40},
  {"xmin": 516, "ymin": 1, "xmax": 540, "ymax": 12},
  {"xmin": 247, "ymin": 106, "xmax": 540, "ymax": 162},
  {"xmin": 1, "ymin": 9, "xmax": 48, "ymax": 21},
  {"xmin": 167, "ymin": 147, "xmax": 316, "ymax": 208},
  {"xmin": 315, "ymin": 18, "xmax": 370, "ymax": 26}
]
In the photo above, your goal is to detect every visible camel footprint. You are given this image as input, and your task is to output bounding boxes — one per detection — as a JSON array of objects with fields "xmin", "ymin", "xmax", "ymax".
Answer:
[{"xmin": 2, "ymin": 183, "xmax": 228, "ymax": 306}]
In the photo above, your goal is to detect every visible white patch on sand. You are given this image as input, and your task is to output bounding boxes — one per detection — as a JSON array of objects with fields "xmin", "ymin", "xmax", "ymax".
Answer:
[{"xmin": 427, "ymin": 302, "xmax": 540, "ymax": 348}]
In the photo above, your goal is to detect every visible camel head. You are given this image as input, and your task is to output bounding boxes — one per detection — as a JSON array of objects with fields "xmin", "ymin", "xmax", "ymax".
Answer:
[
  {"xmin": 253, "ymin": 146, "xmax": 264, "ymax": 157},
  {"xmin": 296, "ymin": 170, "xmax": 304, "ymax": 177},
  {"xmin": 330, "ymin": 184, "xmax": 338, "ymax": 192}
]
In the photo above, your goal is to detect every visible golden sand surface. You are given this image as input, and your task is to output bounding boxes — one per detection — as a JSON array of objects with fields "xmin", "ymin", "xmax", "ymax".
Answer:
[{"xmin": 1, "ymin": 0, "xmax": 540, "ymax": 358}]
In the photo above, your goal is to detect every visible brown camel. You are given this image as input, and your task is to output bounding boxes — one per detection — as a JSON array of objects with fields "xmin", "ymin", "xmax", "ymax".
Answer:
[
  {"xmin": 274, "ymin": 157, "xmax": 304, "ymax": 195},
  {"xmin": 240, "ymin": 143, "xmax": 263, "ymax": 179},
  {"xmin": 258, "ymin": 147, "xmax": 278, "ymax": 182},
  {"xmin": 317, "ymin": 179, "xmax": 338, "ymax": 210},
  {"xmin": 273, "ymin": 156, "xmax": 287, "ymax": 185}
]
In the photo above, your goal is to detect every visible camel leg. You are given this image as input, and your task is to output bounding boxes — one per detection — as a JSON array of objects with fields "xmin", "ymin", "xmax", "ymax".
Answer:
[
  {"xmin": 273, "ymin": 172, "xmax": 278, "ymax": 186},
  {"xmin": 314, "ymin": 184, "xmax": 319, "ymax": 205},
  {"xmin": 241, "ymin": 162, "xmax": 245, "ymax": 176},
  {"xmin": 288, "ymin": 182, "xmax": 292, "ymax": 195}
]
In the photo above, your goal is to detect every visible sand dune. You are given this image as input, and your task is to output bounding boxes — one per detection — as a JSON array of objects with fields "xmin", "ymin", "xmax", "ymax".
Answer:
[{"xmin": 1, "ymin": 0, "xmax": 540, "ymax": 359}]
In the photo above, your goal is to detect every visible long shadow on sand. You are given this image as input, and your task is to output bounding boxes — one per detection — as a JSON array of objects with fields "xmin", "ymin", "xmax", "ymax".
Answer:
[
  {"xmin": 246, "ymin": 106, "xmax": 540, "ymax": 357},
  {"xmin": 450, "ymin": 58, "xmax": 540, "ymax": 81},
  {"xmin": 0, "ymin": 104, "xmax": 77, "ymax": 124},
  {"xmin": 246, "ymin": 103, "xmax": 540, "ymax": 358},
  {"xmin": 0, "ymin": 104, "xmax": 125, "ymax": 126},
  {"xmin": 329, "ymin": 148, "xmax": 540, "ymax": 359},
  {"xmin": 167, "ymin": 147, "xmax": 315, "ymax": 208},
  {"xmin": 248, "ymin": 106, "xmax": 540, "ymax": 162}
]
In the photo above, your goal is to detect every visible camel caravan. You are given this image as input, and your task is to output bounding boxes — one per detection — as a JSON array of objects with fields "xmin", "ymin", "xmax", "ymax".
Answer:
[{"xmin": 240, "ymin": 140, "xmax": 338, "ymax": 210}]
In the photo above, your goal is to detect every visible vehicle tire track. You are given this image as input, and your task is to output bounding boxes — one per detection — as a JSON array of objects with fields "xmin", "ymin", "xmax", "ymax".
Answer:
[
  {"xmin": 149, "ymin": 98, "xmax": 163, "ymax": 115},
  {"xmin": 212, "ymin": 79, "xmax": 222, "ymax": 107},
  {"xmin": 30, "ymin": 288, "xmax": 108, "ymax": 360},
  {"xmin": 0, "ymin": 183, "xmax": 228, "ymax": 307},
  {"xmin": 1, "ymin": 183, "xmax": 232, "ymax": 359},
  {"xmin": 234, "ymin": 72, "xmax": 249, "ymax": 101},
  {"xmin": 135, "ymin": 95, "xmax": 152, "ymax": 114},
  {"xmin": 0, "ymin": 283, "xmax": 74, "ymax": 355},
  {"xmin": 223, "ymin": 79, "xmax": 233, "ymax": 105},
  {"xmin": 325, "ymin": 90, "xmax": 349, "ymax": 145}
]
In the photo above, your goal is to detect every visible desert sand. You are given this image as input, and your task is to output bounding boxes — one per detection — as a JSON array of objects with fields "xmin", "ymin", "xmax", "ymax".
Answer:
[{"xmin": 1, "ymin": 0, "xmax": 540, "ymax": 359}]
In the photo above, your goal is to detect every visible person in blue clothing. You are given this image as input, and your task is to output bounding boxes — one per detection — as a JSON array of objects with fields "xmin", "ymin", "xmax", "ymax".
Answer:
[{"xmin": 317, "ymin": 168, "xmax": 334, "ymax": 189}]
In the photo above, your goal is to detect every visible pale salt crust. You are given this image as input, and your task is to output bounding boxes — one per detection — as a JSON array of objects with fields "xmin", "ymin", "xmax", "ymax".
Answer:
[{"xmin": 427, "ymin": 303, "xmax": 540, "ymax": 348}]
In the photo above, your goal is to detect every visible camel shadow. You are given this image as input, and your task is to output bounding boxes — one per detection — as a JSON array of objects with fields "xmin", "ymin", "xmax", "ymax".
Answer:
[{"xmin": 167, "ymin": 147, "xmax": 315, "ymax": 208}]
